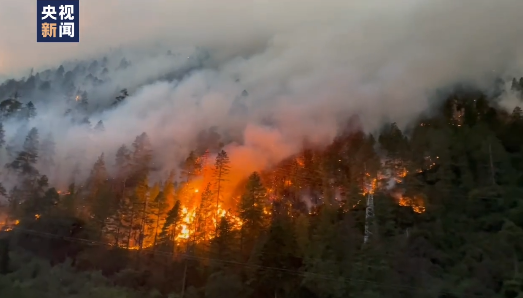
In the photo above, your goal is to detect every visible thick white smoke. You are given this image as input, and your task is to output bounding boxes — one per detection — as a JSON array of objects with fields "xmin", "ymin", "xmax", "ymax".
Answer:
[{"xmin": 1, "ymin": 0, "xmax": 523, "ymax": 190}]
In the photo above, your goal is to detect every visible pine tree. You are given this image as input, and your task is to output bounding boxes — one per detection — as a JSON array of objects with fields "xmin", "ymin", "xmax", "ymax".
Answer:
[
  {"xmin": 7, "ymin": 128, "xmax": 39, "ymax": 177},
  {"xmin": 56, "ymin": 65, "xmax": 64, "ymax": 78},
  {"xmin": 213, "ymin": 150, "xmax": 230, "ymax": 236},
  {"xmin": 302, "ymin": 204, "xmax": 352, "ymax": 298},
  {"xmin": 146, "ymin": 182, "xmax": 162, "ymax": 244},
  {"xmin": 23, "ymin": 175, "xmax": 54, "ymax": 217},
  {"xmin": 113, "ymin": 89, "xmax": 129, "ymax": 106},
  {"xmin": 79, "ymin": 91, "xmax": 89, "ymax": 112},
  {"xmin": 12, "ymin": 91, "xmax": 19, "ymax": 101},
  {"xmin": 115, "ymin": 145, "xmax": 132, "ymax": 179},
  {"xmin": 71, "ymin": 161, "xmax": 81, "ymax": 184},
  {"xmin": 127, "ymin": 173, "xmax": 149, "ymax": 249},
  {"xmin": 123, "ymin": 134, "xmax": 153, "ymax": 247},
  {"xmin": 294, "ymin": 213, "xmax": 310, "ymax": 258},
  {"xmin": 181, "ymin": 151, "xmax": 198, "ymax": 182},
  {"xmin": 163, "ymin": 170, "xmax": 176, "ymax": 209},
  {"xmin": 118, "ymin": 58, "xmax": 130, "ymax": 70},
  {"xmin": 5, "ymin": 124, "xmax": 28, "ymax": 160},
  {"xmin": 238, "ymin": 172, "xmax": 267, "ymax": 257},
  {"xmin": 87, "ymin": 154, "xmax": 108, "ymax": 190},
  {"xmin": 159, "ymin": 199, "xmax": 181, "ymax": 251},
  {"xmin": 512, "ymin": 107, "xmax": 523, "ymax": 121},
  {"xmin": 24, "ymin": 102, "xmax": 37, "ymax": 119},
  {"xmin": 0, "ymin": 122, "xmax": 5, "ymax": 149},
  {"xmin": 149, "ymin": 183, "xmax": 161, "ymax": 207},
  {"xmin": 206, "ymin": 214, "xmax": 241, "ymax": 297},
  {"xmin": 194, "ymin": 183, "xmax": 214, "ymax": 243},
  {"xmin": 90, "ymin": 183, "xmax": 116, "ymax": 239},
  {"xmin": 40, "ymin": 187, "xmax": 59, "ymax": 215},
  {"xmin": 39, "ymin": 133, "xmax": 55, "ymax": 175},
  {"xmin": 79, "ymin": 117, "xmax": 91, "ymax": 127},
  {"xmin": 148, "ymin": 191, "xmax": 168, "ymax": 247},
  {"xmin": 378, "ymin": 123, "xmax": 409, "ymax": 180},
  {"xmin": 23, "ymin": 128, "xmax": 39, "ymax": 164},
  {"xmin": 0, "ymin": 238, "xmax": 9, "ymax": 275},
  {"xmin": 512, "ymin": 78, "xmax": 519, "ymax": 91},
  {"xmin": 86, "ymin": 153, "xmax": 109, "ymax": 219},
  {"xmin": 107, "ymin": 194, "xmax": 133, "ymax": 247},
  {"xmin": 257, "ymin": 205, "xmax": 299, "ymax": 298},
  {"xmin": 94, "ymin": 120, "xmax": 105, "ymax": 132},
  {"xmin": 7, "ymin": 186, "xmax": 22, "ymax": 220},
  {"xmin": 112, "ymin": 145, "xmax": 133, "ymax": 242},
  {"xmin": 60, "ymin": 183, "xmax": 77, "ymax": 215},
  {"xmin": 209, "ymin": 215, "xmax": 237, "ymax": 265},
  {"xmin": 0, "ymin": 98, "xmax": 22, "ymax": 119},
  {"xmin": 0, "ymin": 183, "xmax": 6, "ymax": 199},
  {"xmin": 131, "ymin": 132, "xmax": 153, "ymax": 175}
]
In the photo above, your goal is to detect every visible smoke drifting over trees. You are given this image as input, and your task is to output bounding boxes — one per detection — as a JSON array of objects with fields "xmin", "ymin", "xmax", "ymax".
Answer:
[
  {"xmin": 2, "ymin": 1, "xmax": 523, "ymax": 297},
  {"xmin": 1, "ymin": 0, "xmax": 522, "ymax": 189}
]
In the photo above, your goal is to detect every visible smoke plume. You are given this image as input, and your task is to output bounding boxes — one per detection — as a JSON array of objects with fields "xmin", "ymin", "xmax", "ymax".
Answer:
[{"xmin": 1, "ymin": 0, "xmax": 523, "ymax": 191}]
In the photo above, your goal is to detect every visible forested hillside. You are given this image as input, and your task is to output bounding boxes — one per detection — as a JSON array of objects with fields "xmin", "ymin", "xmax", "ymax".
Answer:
[{"xmin": 1, "ymin": 57, "xmax": 523, "ymax": 298}]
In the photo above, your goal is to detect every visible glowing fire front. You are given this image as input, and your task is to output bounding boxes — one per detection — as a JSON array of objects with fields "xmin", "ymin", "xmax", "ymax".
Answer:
[
  {"xmin": 399, "ymin": 196, "xmax": 426, "ymax": 214},
  {"xmin": 124, "ymin": 203, "xmax": 242, "ymax": 251},
  {"xmin": 364, "ymin": 172, "xmax": 378, "ymax": 195},
  {"xmin": 177, "ymin": 206, "xmax": 196, "ymax": 241}
]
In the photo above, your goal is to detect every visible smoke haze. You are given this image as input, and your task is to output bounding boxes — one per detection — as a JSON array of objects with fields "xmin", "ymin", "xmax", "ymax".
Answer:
[{"xmin": 1, "ymin": 0, "xmax": 523, "ymax": 190}]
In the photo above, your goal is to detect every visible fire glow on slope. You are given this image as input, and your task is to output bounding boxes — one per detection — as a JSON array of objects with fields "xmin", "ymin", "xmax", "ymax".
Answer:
[
  {"xmin": 388, "ymin": 168, "xmax": 426, "ymax": 214},
  {"xmin": 1, "ymin": 150, "xmax": 427, "ymax": 248}
]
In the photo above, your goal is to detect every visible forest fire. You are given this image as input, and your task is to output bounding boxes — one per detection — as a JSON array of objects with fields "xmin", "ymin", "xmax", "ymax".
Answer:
[
  {"xmin": 364, "ymin": 173, "xmax": 378, "ymax": 195},
  {"xmin": 121, "ymin": 198, "xmax": 243, "ymax": 251},
  {"xmin": 398, "ymin": 196, "xmax": 426, "ymax": 213},
  {"xmin": 3, "ymin": 135, "xmax": 427, "ymax": 252},
  {"xmin": 177, "ymin": 206, "xmax": 196, "ymax": 241},
  {"xmin": 0, "ymin": 217, "xmax": 20, "ymax": 232},
  {"xmin": 386, "ymin": 166, "xmax": 426, "ymax": 213},
  {"xmin": 174, "ymin": 203, "xmax": 243, "ymax": 242},
  {"xmin": 394, "ymin": 168, "xmax": 408, "ymax": 183}
]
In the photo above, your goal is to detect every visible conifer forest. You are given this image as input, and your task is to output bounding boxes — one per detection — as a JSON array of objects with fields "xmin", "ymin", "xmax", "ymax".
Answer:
[
  {"xmin": 1, "ymin": 2, "xmax": 523, "ymax": 297},
  {"xmin": 0, "ymin": 53, "xmax": 522, "ymax": 298}
]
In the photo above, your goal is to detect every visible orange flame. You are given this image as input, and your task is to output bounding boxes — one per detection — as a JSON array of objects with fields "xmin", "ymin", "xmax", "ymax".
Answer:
[{"xmin": 398, "ymin": 196, "xmax": 425, "ymax": 213}]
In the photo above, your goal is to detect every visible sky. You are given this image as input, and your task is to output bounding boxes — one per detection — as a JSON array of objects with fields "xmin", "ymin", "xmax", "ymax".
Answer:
[
  {"xmin": 0, "ymin": 0, "xmax": 523, "ymax": 192},
  {"xmin": 1, "ymin": 0, "xmax": 421, "ymax": 77}
]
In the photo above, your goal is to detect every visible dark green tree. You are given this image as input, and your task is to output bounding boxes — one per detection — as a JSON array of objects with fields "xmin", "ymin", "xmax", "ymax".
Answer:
[
  {"xmin": 237, "ymin": 172, "xmax": 267, "ymax": 257},
  {"xmin": 131, "ymin": 132, "xmax": 153, "ymax": 176},
  {"xmin": 159, "ymin": 199, "xmax": 181, "ymax": 252},
  {"xmin": 94, "ymin": 120, "xmax": 105, "ymax": 132},
  {"xmin": 213, "ymin": 150, "xmax": 230, "ymax": 235},
  {"xmin": 39, "ymin": 132, "xmax": 55, "ymax": 175},
  {"xmin": 0, "ymin": 122, "xmax": 5, "ymax": 149},
  {"xmin": 24, "ymin": 101, "xmax": 37, "ymax": 119},
  {"xmin": 113, "ymin": 88, "xmax": 129, "ymax": 106},
  {"xmin": 0, "ymin": 238, "xmax": 9, "ymax": 275},
  {"xmin": 7, "ymin": 127, "xmax": 39, "ymax": 178},
  {"xmin": 181, "ymin": 151, "xmax": 198, "ymax": 182}
]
